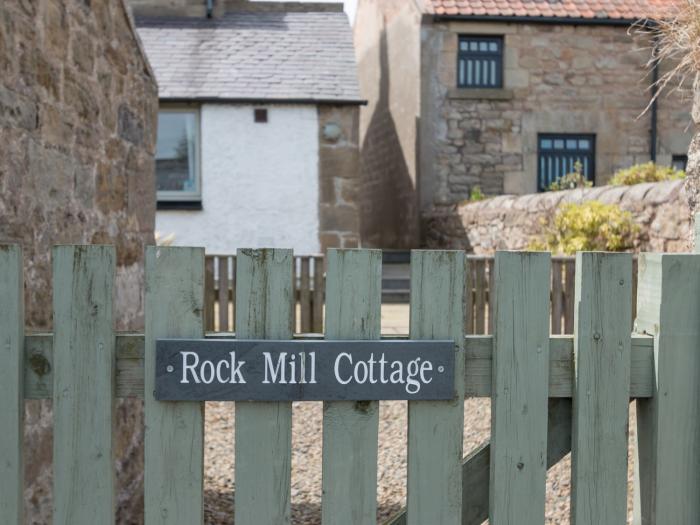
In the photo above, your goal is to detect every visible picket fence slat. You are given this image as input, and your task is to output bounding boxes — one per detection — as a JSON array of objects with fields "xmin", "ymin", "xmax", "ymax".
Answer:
[
  {"xmin": 551, "ymin": 259, "xmax": 563, "ymax": 334},
  {"xmin": 487, "ymin": 258, "xmax": 494, "ymax": 334},
  {"xmin": 218, "ymin": 256, "xmax": 229, "ymax": 332},
  {"xmin": 52, "ymin": 245, "xmax": 115, "ymax": 524},
  {"xmin": 235, "ymin": 249, "xmax": 294, "ymax": 525},
  {"xmin": 204, "ymin": 256, "xmax": 215, "ymax": 331},
  {"xmin": 0, "ymin": 245, "xmax": 24, "ymax": 525},
  {"xmin": 571, "ymin": 253, "xmax": 632, "ymax": 524},
  {"xmin": 475, "ymin": 259, "xmax": 486, "ymax": 334},
  {"xmin": 407, "ymin": 250, "xmax": 465, "ymax": 525},
  {"xmin": 465, "ymin": 258, "xmax": 474, "ymax": 334},
  {"xmin": 634, "ymin": 254, "xmax": 700, "ymax": 523},
  {"xmin": 564, "ymin": 260, "xmax": 575, "ymax": 334},
  {"xmin": 322, "ymin": 249, "xmax": 382, "ymax": 525},
  {"xmin": 313, "ymin": 256, "xmax": 324, "ymax": 332},
  {"xmin": 144, "ymin": 247, "xmax": 205, "ymax": 525},
  {"xmin": 300, "ymin": 257, "xmax": 311, "ymax": 332},
  {"xmin": 490, "ymin": 252, "xmax": 550, "ymax": 525}
]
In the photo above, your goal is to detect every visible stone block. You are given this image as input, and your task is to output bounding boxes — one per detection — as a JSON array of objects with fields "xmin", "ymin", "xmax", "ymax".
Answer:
[
  {"xmin": 319, "ymin": 204, "xmax": 360, "ymax": 233},
  {"xmin": 0, "ymin": 85, "xmax": 37, "ymax": 130}
]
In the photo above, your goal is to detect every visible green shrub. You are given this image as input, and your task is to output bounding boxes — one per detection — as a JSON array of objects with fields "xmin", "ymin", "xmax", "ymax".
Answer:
[
  {"xmin": 609, "ymin": 162, "xmax": 685, "ymax": 186},
  {"xmin": 529, "ymin": 201, "xmax": 638, "ymax": 255},
  {"xmin": 547, "ymin": 161, "xmax": 592, "ymax": 191},
  {"xmin": 469, "ymin": 186, "xmax": 486, "ymax": 202}
]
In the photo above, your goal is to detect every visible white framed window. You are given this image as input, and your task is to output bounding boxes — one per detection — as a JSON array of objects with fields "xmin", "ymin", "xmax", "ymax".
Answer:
[{"xmin": 156, "ymin": 108, "xmax": 201, "ymax": 202}]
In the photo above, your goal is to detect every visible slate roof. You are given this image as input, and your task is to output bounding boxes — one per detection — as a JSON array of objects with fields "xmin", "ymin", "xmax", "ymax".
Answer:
[
  {"xmin": 136, "ymin": 11, "xmax": 363, "ymax": 104},
  {"xmin": 425, "ymin": 0, "xmax": 673, "ymax": 21}
]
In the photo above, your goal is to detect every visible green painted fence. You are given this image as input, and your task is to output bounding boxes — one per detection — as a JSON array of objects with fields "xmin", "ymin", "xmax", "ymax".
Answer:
[{"xmin": 1, "ymin": 244, "xmax": 699, "ymax": 524}]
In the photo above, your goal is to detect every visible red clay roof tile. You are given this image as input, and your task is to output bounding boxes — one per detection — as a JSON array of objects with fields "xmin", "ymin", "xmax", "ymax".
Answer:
[{"xmin": 426, "ymin": 0, "xmax": 677, "ymax": 20}]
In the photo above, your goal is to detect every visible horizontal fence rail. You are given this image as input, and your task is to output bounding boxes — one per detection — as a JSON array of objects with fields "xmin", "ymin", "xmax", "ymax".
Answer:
[
  {"xmin": 205, "ymin": 254, "xmax": 638, "ymax": 335},
  {"xmin": 2, "ymin": 245, "xmax": 698, "ymax": 525}
]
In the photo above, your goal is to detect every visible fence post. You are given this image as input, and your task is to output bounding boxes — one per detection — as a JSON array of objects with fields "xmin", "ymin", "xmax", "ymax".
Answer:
[
  {"xmin": 571, "ymin": 252, "xmax": 632, "ymax": 524},
  {"xmin": 407, "ymin": 250, "xmax": 465, "ymax": 525},
  {"xmin": 633, "ymin": 253, "xmax": 700, "ymax": 524},
  {"xmin": 0, "ymin": 245, "xmax": 24, "ymax": 524},
  {"xmin": 322, "ymin": 249, "xmax": 382, "ymax": 525},
  {"xmin": 52, "ymin": 245, "xmax": 116, "ymax": 524},
  {"xmin": 235, "ymin": 249, "xmax": 294, "ymax": 525},
  {"xmin": 144, "ymin": 246, "xmax": 205, "ymax": 525},
  {"xmin": 490, "ymin": 251, "xmax": 550, "ymax": 525}
]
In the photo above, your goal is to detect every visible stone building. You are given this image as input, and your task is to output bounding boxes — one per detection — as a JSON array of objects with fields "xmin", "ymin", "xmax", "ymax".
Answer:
[
  {"xmin": 354, "ymin": 0, "xmax": 694, "ymax": 245},
  {"xmin": 0, "ymin": 0, "xmax": 157, "ymax": 521},
  {"xmin": 132, "ymin": 0, "xmax": 364, "ymax": 254}
]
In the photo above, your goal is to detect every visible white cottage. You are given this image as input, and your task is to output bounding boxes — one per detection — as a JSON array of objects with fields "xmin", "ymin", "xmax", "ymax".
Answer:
[{"xmin": 136, "ymin": 2, "xmax": 364, "ymax": 254}]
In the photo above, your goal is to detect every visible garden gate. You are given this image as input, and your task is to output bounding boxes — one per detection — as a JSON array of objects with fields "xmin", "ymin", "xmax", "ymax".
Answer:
[{"xmin": 1, "ymin": 244, "xmax": 699, "ymax": 524}]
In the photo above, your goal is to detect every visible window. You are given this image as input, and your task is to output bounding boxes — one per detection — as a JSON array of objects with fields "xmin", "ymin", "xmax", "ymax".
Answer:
[
  {"xmin": 538, "ymin": 134, "xmax": 595, "ymax": 191},
  {"xmin": 458, "ymin": 36, "xmax": 503, "ymax": 89},
  {"xmin": 156, "ymin": 109, "xmax": 200, "ymax": 202},
  {"xmin": 672, "ymin": 154, "xmax": 688, "ymax": 171}
]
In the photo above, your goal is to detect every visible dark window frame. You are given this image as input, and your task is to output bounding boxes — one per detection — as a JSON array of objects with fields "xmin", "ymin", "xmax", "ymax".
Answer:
[
  {"xmin": 457, "ymin": 35, "xmax": 504, "ymax": 89},
  {"xmin": 537, "ymin": 133, "xmax": 596, "ymax": 192}
]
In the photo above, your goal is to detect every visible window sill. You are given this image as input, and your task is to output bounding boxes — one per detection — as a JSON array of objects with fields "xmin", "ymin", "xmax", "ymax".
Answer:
[
  {"xmin": 448, "ymin": 88, "xmax": 514, "ymax": 100},
  {"xmin": 157, "ymin": 200, "xmax": 203, "ymax": 211}
]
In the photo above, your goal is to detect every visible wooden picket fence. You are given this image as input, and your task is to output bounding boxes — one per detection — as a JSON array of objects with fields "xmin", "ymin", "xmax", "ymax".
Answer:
[
  {"xmin": 205, "ymin": 254, "xmax": 638, "ymax": 335},
  {"xmin": 2, "ymin": 244, "xmax": 699, "ymax": 524},
  {"xmin": 205, "ymin": 254, "xmax": 324, "ymax": 333}
]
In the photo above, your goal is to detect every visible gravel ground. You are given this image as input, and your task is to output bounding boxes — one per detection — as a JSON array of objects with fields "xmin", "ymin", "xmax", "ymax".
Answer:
[
  {"xmin": 203, "ymin": 401, "xmax": 638, "ymax": 524},
  {"xmin": 203, "ymin": 305, "xmax": 639, "ymax": 524}
]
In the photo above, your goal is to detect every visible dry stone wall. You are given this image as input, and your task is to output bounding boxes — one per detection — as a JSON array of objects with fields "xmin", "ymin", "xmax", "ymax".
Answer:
[{"xmin": 425, "ymin": 180, "xmax": 690, "ymax": 254}]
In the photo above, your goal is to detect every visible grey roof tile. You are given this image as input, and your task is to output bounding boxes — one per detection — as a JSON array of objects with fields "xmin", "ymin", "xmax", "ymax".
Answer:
[{"xmin": 136, "ymin": 11, "xmax": 363, "ymax": 104}]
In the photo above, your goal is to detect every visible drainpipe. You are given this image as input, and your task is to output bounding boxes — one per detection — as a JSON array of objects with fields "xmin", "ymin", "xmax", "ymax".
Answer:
[
  {"xmin": 650, "ymin": 35, "xmax": 660, "ymax": 163},
  {"xmin": 206, "ymin": 0, "xmax": 214, "ymax": 18}
]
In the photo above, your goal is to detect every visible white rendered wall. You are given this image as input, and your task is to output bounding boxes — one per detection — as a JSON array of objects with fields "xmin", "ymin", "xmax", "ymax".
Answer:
[{"xmin": 156, "ymin": 104, "xmax": 320, "ymax": 254}]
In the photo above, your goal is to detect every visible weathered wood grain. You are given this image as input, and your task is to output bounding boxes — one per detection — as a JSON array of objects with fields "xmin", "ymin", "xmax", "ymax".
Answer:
[
  {"xmin": 312, "ymin": 256, "xmax": 324, "ymax": 332},
  {"xmin": 571, "ymin": 253, "xmax": 632, "ymax": 524},
  {"xmin": 144, "ymin": 247, "xmax": 205, "ymax": 525},
  {"xmin": 204, "ymin": 256, "xmax": 215, "ymax": 331},
  {"xmin": 564, "ymin": 260, "xmax": 575, "ymax": 333},
  {"xmin": 321, "ymin": 249, "xmax": 382, "ymax": 525},
  {"xmin": 218, "ymin": 256, "xmax": 229, "ymax": 332},
  {"xmin": 0, "ymin": 245, "xmax": 24, "ymax": 524},
  {"xmin": 21, "ymin": 333, "xmax": 654, "ymax": 399},
  {"xmin": 52, "ymin": 245, "xmax": 115, "ymax": 524},
  {"xmin": 475, "ymin": 259, "xmax": 486, "ymax": 333},
  {"xmin": 490, "ymin": 251, "xmax": 550, "ymax": 525},
  {"xmin": 235, "ymin": 249, "xmax": 294, "ymax": 525},
  {"xmin": 384, "ymin": 399, "xmax": 574, "ymax": 525},
  {"xmin": 300, "ymin": 256, "xmax": 311, "ymax": 332},
  {"xmin": 406, "ymin": 250, "xmax": 465, "ymax": 525},
  {"xmin": 551, "ymin": 259, "xmax": 563, "ymax": 334},
  {"xmin": 634, "ymin": 254, "xmax": 700, "ymax": 524}
]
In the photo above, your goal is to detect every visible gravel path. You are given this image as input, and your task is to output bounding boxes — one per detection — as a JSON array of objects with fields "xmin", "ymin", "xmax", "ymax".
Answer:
[
  {"xmin": 203, "ymin": 401, "xmax": 638, "ymax": 524},
  {"xmin": 203, "ymin": 305, "xmax": 638, "ymax": 524}
]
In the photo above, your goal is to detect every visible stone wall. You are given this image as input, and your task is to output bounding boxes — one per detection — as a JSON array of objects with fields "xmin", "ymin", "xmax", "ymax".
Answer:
[
  {"xmin": 425, "ymin": 180, "xmax": 690, "ymax": 254},
  {"xmin": 318, "ymin": 104, "xmax": 362, "ymax": 249},
  {"xmin": 419, "ymin": 20, "xmax": 694, "ymax": 211},
  {"xmin": 0, "ymin": 1, "xmax": 157, "ymax": 522}
]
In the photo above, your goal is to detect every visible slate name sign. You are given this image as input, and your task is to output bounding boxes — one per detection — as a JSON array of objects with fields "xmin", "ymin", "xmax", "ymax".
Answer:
[{"xmin": 155, "ymin": 339, "xmax": 457, "ymax": 401}]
